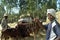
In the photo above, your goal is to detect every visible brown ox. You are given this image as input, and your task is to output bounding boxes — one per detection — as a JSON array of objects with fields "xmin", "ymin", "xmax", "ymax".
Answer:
[{"xmin": 1, "ymin": 21, "xmax": 41, "ymax": 40}]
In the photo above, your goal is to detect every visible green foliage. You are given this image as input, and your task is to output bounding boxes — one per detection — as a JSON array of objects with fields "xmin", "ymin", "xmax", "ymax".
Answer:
[{"xmin": 0, "ymin": 0, "xmax": 57, "ymax": 22}]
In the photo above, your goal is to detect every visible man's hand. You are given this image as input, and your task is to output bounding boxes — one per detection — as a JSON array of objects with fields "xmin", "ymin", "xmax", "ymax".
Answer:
[
  {"xmin": 33, "ymin": 18, "xmax": 45, "ymax": 30},
  {"xmin": 55, "ymin": 37, "xmax": 60, "ymax": 40},
  {"xmin": 33, "ymin": 18, "xmax": 40, "ymax": 23}
]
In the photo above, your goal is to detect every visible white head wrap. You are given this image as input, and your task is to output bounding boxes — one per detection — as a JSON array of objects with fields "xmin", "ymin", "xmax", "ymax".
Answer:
[{"xmin": 47, "ymin": 9, "xmax": 56, "ymax": 18}]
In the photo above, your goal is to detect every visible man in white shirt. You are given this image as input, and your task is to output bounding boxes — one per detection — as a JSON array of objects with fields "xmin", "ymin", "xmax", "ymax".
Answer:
[{"xmin": 34, "ymin": 9, "xmax": 60, "ymax": 40}]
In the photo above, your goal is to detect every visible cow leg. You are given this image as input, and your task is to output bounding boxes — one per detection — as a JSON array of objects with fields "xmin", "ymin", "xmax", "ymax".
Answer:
[
  {"xmin": 15, "ymin": 36, "xmax": 21, "ymax": 40},
  {"xmin": 1, "ymin": 35, "xmax": 3, "ymax": 40},
  {"xmin": 33, "ymin": 32, "xmax": 36, "ymax": 40},
  {"xmin": 1, "ymin": 33, "xmax": 4, "ymax": 40},
  {"xmin": 16, "ymin": 37, "xmax": 19, "ymax": 40},
  {"xmin": 4, "ymin": 36, "xmax": 9, "ymax": 40}
]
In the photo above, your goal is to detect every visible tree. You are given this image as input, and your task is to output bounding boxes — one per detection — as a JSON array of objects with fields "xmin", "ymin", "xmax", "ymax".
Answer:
[
  {"xmin": 0, "ymin": 0, "xmax": 57, "ymax": 22},
  {"xmin": 0, "ymin": 5, "xmax": 5, "ymax": 17},
  {"xmin": 1, "ymin": 0, "xmax": 18, "ymax": 14}
]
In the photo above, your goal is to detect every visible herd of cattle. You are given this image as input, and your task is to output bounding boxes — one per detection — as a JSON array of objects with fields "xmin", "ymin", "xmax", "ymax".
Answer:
[{"xmin": 1, "ymin": 17, "xmax": 43, "ymax": 40}]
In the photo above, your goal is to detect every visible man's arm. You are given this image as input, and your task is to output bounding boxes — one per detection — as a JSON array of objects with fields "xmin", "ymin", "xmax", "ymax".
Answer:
[
  {"xmin": 55, "ymin": 37, "xmax": 60, "ymax": 40},
  {"xmin": 1, "ymin": 19, "xmax": 4, "ymax": 27},
  {"xmin": 54, "ymin": 22, "xmax": 60, "ymax": 40},
  {"xmin": 33, "ymin": 18, "xmax": 48, "ymax": 30},
  {"xmin": 37, "ymin": 21, "xmax": 48, "ymax": 30}
]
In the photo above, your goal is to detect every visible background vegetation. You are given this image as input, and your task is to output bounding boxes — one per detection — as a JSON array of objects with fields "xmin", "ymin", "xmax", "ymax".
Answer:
[{"xmin": 0, "ymin": 0, "xmax": 56, "ymax": 23}]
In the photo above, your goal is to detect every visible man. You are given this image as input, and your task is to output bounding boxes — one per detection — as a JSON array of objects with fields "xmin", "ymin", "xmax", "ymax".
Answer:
[
  {"xmin": 1, "ymin": 13, "xmax": 10, "ymax": 31},
  {"xmin": 34, "ymin": 9, "xmax": 60, "ymax": 40}
]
